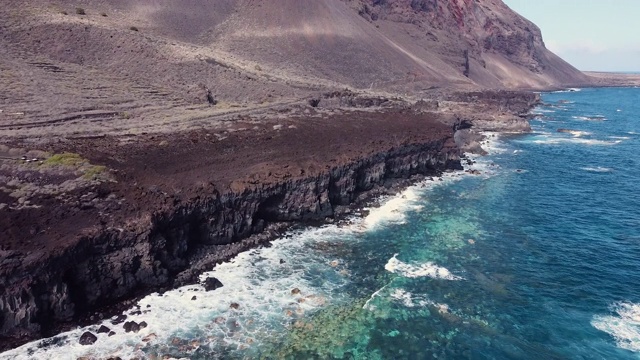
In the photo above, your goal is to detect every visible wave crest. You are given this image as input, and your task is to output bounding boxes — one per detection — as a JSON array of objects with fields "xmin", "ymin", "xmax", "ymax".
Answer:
[
  {"xmin": 592, "ymin": 302, "xmax": 640, "ymax": 352},
  {"xmin": 385, "ymin": 254, "xmax": 463, "ymax": 280},
  {"xmin": 581, "ymin": 167, "xmax": 613, "ymax": 173}
]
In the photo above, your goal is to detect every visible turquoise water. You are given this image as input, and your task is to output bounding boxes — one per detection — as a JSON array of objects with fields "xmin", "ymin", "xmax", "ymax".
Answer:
[{"xmin": 4, "ymin": 87, "xmax": 640, "ymax": 359}]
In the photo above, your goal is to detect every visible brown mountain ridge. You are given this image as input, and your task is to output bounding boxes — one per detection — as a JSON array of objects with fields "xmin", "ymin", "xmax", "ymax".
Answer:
[{"xmin": 1, "ymin": 0, "xmax": 591, "ymax": 138}]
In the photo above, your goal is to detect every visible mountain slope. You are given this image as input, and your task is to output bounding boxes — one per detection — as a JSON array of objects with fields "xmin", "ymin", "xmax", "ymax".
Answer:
[{"xmin": 0, "ymin": 0, "xmax": 589, "ymax": 137}]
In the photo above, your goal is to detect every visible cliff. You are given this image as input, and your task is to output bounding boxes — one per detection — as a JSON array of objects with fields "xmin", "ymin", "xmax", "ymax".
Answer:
[
  {"xmin": 350, "ymin": 0, "xmax": 591, "ymax": 88},
  {"xmin": 0, "ymin": 108, "xmax": 467, "ymax": 347}
]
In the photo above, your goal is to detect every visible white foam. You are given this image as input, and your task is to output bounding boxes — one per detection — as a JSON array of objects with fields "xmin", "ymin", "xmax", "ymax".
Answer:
[
  {"xmin": 609, "ymin": 136, "xmax": 631, "ymax": 140},
  {"xmin": 362, "ymin": 187, "xmax": 424, "ymax": 229},
  {"xmin": 362, "ymin": 282, "xmax": 392, "ymax": 311},
  {"xmin": 581, "ymin": 167, "xmax": 613, "ymax": 173},
  {"xmin": 553, "ymin": 88, "xmax": 582, "ymax": 93},
  {"xmin": 361, "ymin": 161, "xmax": 478, "ymax": 231},
  {"xmin": 478, "ymin": 132, "xmax": 508, "ymax": 154},
  {"xmin": 385, "ymin": 254, "xmax": 463, "ymax": 280},
  {"xmin": 532, "ymin": 108, "xmax": 556, "ymax": 114},
  {"xmin": 390, "ymin": 288, "xmax": 417, "ymax": 307},
  {"xmin": 389, "ymin": 289, "xmax": 449, "ymax": 313},
  {"xmin": 592, "ymin": 302, "xmax": 640, "ymax": 352},
  {"xmin": 559, "ymin": 130, "xmax": 591, "ymax": 137},
  {"xmin": 572, "ymin": 115, "xmax": 607, "ymax": 121},
  {"xmin": 530, "ymin": 138, "xmax": 621, "ymax": 146}
]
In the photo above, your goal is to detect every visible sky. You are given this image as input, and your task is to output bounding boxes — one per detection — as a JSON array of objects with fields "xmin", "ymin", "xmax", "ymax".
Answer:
[{"xmin": 503, "ymin": 0, "xmax": 640, "ymax": 72}]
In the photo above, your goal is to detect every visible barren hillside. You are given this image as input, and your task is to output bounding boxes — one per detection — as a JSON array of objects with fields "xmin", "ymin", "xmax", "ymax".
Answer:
[{"xmin": 0, "ymin": 0, "xmax": 588, "ymax": 138}]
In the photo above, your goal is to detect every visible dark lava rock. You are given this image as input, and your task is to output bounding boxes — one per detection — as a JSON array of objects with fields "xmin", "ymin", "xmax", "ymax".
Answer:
[
  {"xmin": 123, "ymin": 321, "xmax": 141, "ymax": 333},
  {"xmin": 203, "ymin": 277, "xmax": 223, "ymax": 291},
  {"xmin": 308, "ymin": 98, "xmax": 321, "ymax": 107},
  {"xmin": 191, "ymin": 296, "xmax": 197, "ymax": 301},
  {"xmin": 79, "ymin": 331, "xmax": 98, "ymax": 345},
  {"xmin": 230, "ymin": 303, "xmax": 240, "ymax": 309},
  {"xmin": 97, "ymin": 325, "xmax": 111, "ymax": 334},
  {"xmin": 39, "ymin": 335, "xmax": 66, "ymax": 348},
  {"xmin": 291, "ymin": 288, "xmax": 301, "ymax": 295},
  {"xmin": 139, "ymin": 321, "xmax": 148, "ymax": 329},
  {"xmin": 279, "ymin": 259, "xmax": 285, "ymax": 264},
  {"xmin": 108, "ymin": 331, "xmax": 116, "ymax": 337}
]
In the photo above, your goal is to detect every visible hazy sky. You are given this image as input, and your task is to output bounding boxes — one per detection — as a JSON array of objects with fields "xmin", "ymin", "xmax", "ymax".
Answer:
[{"xmin": 503, "ymin": 0, "xmax": 640, "ymax": 72}]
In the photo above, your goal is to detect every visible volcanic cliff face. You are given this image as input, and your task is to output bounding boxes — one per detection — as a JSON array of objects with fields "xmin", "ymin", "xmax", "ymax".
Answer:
[
  {"xmin": 349, "ymin": 0, "xmax": 589, "ymax": 88},
  {"xmin": 0, "ymin": 122, "xmax": 461, "ymax": 342}
]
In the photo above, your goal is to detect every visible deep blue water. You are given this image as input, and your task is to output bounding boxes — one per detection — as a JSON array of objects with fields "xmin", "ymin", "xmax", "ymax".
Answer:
[
  {"xmin": 4, "ymin": 87, "xmax": 640, "ymax": 359},
  {"xmin": 324, "ymin": 87, "xmax": 640, "ymax": 359}
]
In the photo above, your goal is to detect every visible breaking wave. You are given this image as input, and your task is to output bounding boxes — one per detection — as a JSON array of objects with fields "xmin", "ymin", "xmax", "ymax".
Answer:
[
  {"xmin": 581, "ymin": 167, "xmax": 613, "ymax": 173},
  {"xmin": 592, "ymin": 302, "xmax": 640, "ymax": 352},
  {"xmin": 385, "ymin": 254, "xmax": 464, "ymax": 280}
]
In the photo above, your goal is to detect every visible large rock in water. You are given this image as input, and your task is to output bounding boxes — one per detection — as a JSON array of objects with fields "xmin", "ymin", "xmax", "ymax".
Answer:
[
  {"xmin": 123, "ymin": 321, "xmax": 141, "ymax": 333},
  {"xmin": 79, "ymin": 331, "xmax": 98, "ymax": 345},
  {"xmin": 203, "ymin": 277, "xmax": 224, "ymax": 291},
  {"xmin": 97, "ymin": 325, "xmax": 111, "ymax": 334}
]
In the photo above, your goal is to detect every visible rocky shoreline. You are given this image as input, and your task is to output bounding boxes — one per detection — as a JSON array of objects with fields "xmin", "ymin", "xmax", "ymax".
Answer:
[
  {"xmin": 0, "ymin": 96, "xmax": 503, "ymax": 351},
  {"xmin": 0, "ymin": 90, "xmax": 542, "ymax": 352},
  {"xmin": 0, "ymin": 142, "xmax": 458, "ymax": 352}
]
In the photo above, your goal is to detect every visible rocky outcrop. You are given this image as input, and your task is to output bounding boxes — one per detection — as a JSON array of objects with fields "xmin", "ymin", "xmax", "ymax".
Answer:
[
  {"xmin": 351, "ymin": 0, "xmax": 589, "ymax": 88},
  {"xmin": 0, "ymin": 137, "xmax": 460, "ymax": 342}
]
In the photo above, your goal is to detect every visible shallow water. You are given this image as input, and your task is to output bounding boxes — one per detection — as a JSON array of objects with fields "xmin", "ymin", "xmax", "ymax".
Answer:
[{"xmin": 3, "ymin": 87, "xmax": 640, "ymax": 359}]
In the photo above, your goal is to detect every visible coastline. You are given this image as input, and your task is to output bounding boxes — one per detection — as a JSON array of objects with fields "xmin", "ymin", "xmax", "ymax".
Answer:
[
  {"xmin": 3, "ymin": 140, "xmax": 503, "ymax": 359},
  {"xmin": 0, "ymin": 91, "xmax": 538, "ymax": 352}
]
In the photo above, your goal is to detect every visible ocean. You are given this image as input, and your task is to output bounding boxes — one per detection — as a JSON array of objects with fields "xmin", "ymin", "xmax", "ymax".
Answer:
[{"xmin": 3, "ymin": 87, "xmax": 640, "ymax": 359}]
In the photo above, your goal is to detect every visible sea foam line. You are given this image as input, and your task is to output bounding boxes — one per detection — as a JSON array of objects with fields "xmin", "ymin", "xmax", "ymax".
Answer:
[
  {"xmin": 530, "ymin": 137, "xmax": 621, "ymax": 146},
  {"xmin": 581, "ymin": 167, "xmax": 613, "ymax": 173}
]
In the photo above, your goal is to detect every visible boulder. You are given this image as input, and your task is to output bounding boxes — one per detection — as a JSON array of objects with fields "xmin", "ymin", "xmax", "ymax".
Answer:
[
  {"xmin": 203, "ymin": 277, "xmax": 223, "ymax": 291},
  {"xmin": 79, "ymin": 331, "xmax": 97, "ymax": 345},
  {"xmin": 123, "ymin": 321, "xmax": 141, "ymax": 333}
]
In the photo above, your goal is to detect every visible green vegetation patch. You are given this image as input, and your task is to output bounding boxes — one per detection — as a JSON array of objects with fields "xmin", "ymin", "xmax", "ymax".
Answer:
[
  {"xmin": 83, "ymin": 165, "xmax": 107, "ymax": 180},
  {"xmin": 42, "ymin": 153, "xmax": 111, "ymax": 181},
  {"xmin": 42, "ymin": 152, "xmax": 86, "ymax": 167}
]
